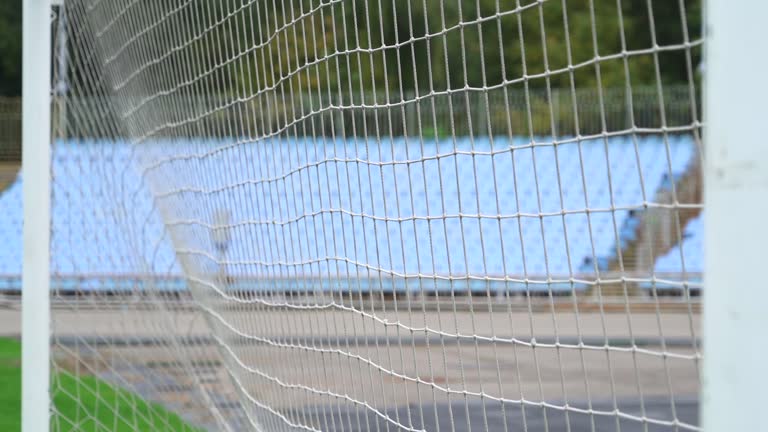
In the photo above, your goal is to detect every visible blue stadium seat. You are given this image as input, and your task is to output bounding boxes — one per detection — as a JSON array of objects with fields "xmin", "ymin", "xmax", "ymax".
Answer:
[{"xmin": 0, "ymin": 135, "xmax": 697, "ymax": 294}]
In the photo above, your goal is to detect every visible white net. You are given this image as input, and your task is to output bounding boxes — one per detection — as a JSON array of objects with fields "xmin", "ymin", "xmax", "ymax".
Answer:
[{"xmin": 44, "ymin": 0, "xmax": 703, "ymax": 431}]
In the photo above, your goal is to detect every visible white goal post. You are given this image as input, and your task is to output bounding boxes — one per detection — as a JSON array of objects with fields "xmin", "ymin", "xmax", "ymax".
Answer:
[
  {"xmin": 15, "ymin": 0, "xmax": 765, "ymax": 431},
  {"xmin": 702, "ymin": 0, "xmax": 768, "ymax": 430},
  {"xmin": 21, "ymin": 1, "xmax": 51, "ymax": 432}
]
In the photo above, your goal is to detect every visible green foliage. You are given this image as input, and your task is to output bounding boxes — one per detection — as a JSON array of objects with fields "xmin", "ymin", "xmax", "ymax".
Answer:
[
  {"xmin": 0, "ymin": 1, "xmax": 21, "ymax": 96},
  {"xmin": 0, "ymin": 338, "xmax": 197, "ymax": 432},
  {"xmin": 0, "ymin": 1, "xmax": 701, "ymax": 98},
  {"xmin": 263, "ymin": 0, "xmax": 702, "ymax": 94}
]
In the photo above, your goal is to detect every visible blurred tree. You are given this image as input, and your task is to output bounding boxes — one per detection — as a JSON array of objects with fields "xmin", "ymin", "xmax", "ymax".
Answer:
[
  {"xmin": 0, "ymin": 1, "xmax": 21, "ymax": 97},
  {"xmin": 0, "ymin": 0, "xmax": 701, "ymax": 99},
  {"xmin": 321, "ymin": 0, "xmax": 702, "ymax": 93}
]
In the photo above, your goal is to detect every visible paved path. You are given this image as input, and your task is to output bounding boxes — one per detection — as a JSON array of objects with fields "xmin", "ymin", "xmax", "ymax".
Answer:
[
  {"xmin": 0, "ymin": 304, "xmax": 701, "ymax": 431},
  {"xmin": 305, "ymin": 398, "xmax": 698, "ymax": 432}
]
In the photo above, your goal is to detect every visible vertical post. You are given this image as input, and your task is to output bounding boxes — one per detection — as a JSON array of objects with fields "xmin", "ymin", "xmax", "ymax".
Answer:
[
  {"xmin": 55, "ymin": 2, "xmax": 67, "ymax": 135},
  {"xmin": 703, "ymin": 0, "xmax": 768, "ymax": 431},
  {"xmin": 213, "ymin": 210, "xmax": 231, "ymax": 290},
  {"xmin": 22, "ymin": 0, "xmax": 52, "ymax": 431}
]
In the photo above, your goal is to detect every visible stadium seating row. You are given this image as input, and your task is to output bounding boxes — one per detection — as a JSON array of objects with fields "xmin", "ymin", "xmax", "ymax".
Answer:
[{"xmin": 0, "ymin": 134, "xmax": 698, "ymax": 292}]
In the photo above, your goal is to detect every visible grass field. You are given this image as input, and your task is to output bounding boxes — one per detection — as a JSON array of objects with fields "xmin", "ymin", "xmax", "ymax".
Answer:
[{"xmin": 0, "ymin": 338, "xmax": 197, "ymax": 432}]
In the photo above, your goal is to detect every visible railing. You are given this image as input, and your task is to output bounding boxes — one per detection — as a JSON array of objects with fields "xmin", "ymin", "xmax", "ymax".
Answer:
[
  {"xmin": 0, "ymin": 98, "xmax": 21, "ymax": 162},
  {"xmin": 56, "ymin": 85, "xmax": 699, "ymax": 139},
  {"xmin": 0, "ymin": 86, "xmax": 700, "ymax": 156},
  {"xmin": 0, "ymin": 272, "xmax": 702, "ymax": 297}
]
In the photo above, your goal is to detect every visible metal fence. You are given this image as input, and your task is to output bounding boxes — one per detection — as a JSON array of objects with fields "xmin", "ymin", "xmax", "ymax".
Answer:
[
  {"xmin": 0, "ymin": 85, "xmax": 698, "ymax": 153},
  {"xmin": 0, "ymin": 98, "xmax": 21, "ymax": 161},
  {"xmin": 56, "ymin": 85, "xmax": 698, "ymax": 139}
]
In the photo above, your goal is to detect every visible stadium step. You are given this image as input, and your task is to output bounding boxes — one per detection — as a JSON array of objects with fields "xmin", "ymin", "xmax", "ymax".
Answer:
[
  {"xmin": 0, "ymin": 162, "xmax": 19, "ymax": 194},
  {"xmin": 592, "ymin": 154, "xmax": 703, "ymax": 298}
]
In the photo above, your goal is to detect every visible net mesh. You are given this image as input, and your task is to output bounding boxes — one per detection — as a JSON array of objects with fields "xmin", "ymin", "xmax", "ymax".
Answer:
[{"xmin": 47, "ymin": 0, "xmax": 704, "ymax": 430}]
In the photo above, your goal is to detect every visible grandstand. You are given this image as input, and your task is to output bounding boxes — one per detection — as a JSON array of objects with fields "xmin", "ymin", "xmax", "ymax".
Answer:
[
  {"xmin": 0, "ymin": 134, "xmax": 698, "ymax": 296},
  {"xmin": 641, "ymin": 214, "xmax": 704, "ymax": 295}
]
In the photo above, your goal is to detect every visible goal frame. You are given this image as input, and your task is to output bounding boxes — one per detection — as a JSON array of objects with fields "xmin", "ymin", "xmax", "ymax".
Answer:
[
  {"xmin": 19, "ymin": 0, "xmax": 768, "ymax": 431},
  {"xmin": 702, "ymin": 0, "xmax": 768, "ymax": 430},
  {"xmin": 21, "ymin": 0, "xmax": 52, "ymax": 431}
]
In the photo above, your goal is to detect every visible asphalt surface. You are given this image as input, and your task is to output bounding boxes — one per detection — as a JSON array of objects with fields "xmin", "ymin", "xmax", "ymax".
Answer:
[{"xmin": 300, "ymin": 398, "xmax": 698, "ymax": 432}]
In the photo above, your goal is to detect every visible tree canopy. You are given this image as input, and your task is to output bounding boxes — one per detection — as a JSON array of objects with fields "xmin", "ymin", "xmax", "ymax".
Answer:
[
  {"xmin": 0, "ymin": 2, "xmax": 21, "ymax": 97},
  {"xmin": 0, "ymin": 0, "xmax": 702, "ymax": 98}
]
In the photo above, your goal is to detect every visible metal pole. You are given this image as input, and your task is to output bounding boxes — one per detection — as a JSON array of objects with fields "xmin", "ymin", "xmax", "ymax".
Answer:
[
  {"xmin": 22, "ymin": 0, "xmax": 52, "ymax": 430},
  {"xmin": 703, "ymin": 0, "xmax": 768, "ymax": 430},
  {"xmin": 55, "ymin": 2, "xmax": 67, "ymax": 135}
]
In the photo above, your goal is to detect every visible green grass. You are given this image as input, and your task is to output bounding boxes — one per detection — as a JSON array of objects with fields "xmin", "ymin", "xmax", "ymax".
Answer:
[
  {"xmin": 0, "ymin": 338, "xmax": 199, "ymax": 432},
  {"xmin": 0, "ymin": 339, "xmax": 22, "ymax": 431}
]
